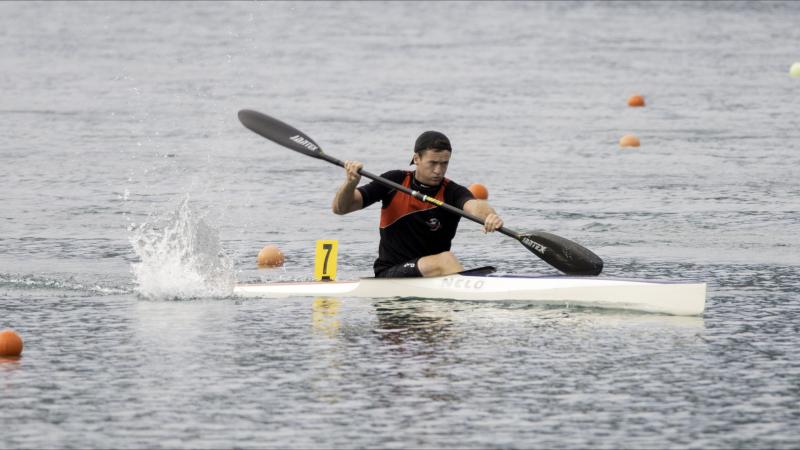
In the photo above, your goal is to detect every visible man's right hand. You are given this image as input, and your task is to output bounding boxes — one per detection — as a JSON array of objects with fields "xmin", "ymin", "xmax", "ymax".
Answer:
[
  {"xmin": 333, "ymin": 161, "xmax": 365, "ymax": 215},
  {"xmin": 344, "ymin": 160, "xmax": 363, "ymax": 185}
]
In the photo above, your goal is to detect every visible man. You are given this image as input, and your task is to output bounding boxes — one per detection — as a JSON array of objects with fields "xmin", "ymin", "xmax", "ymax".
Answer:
[{"xmin": 332, "ymin": 130, "xmax": 503, "ymax": 278}]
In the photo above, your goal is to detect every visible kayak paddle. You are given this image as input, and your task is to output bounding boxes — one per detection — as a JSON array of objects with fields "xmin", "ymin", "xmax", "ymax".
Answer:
[{"xmin": 237, "ymin": 109, "xmax": 604, "ymax": 276}]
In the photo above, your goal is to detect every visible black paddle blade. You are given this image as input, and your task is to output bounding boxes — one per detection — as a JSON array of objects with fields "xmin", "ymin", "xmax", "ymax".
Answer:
[
  {"xmin": 519, "ymin": 231, "xmax": 604, "ymax": 275},
  {"xmin": 238, "ymin": 109, "xmax": 323, "ymax": 159}
]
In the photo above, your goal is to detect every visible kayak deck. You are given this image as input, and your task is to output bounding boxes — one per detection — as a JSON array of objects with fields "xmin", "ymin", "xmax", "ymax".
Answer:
[{"xmin": 234, "ymin": 272, "xmax": 706, "ymax": 316}]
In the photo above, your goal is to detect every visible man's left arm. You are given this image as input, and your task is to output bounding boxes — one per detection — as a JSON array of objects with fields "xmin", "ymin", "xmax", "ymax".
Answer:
[{"xmin": 463, "ymin": 199, "xmax": 503, "ymax": 233}]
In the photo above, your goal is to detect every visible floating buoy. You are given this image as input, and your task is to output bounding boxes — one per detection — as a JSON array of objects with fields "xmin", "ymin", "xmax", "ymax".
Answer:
[
  {"xmin": 468, "ymin": 183, "xmax": 489, "ymax": 200},
  {"xmin": 257, "ymin": 245, "xmax": 285, "ymax": 268},
  {"xmin": 627, "ymin": 95, "xmax": 645, "ymax": 107},
  {"xmin": 0, "ymin": 329, "xmax": 23, "ymax": 357},
  {"xmin": 790, "ymin": 62, "xmax": 800, "ymax": 77},
  {"xmin": 619, "ymin": 134, "xmax": 640, "ymax": 148}
]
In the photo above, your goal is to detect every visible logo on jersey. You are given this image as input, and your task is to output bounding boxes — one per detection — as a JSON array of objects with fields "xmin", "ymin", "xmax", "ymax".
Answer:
[{"xmin": 426, "ymin": 218, "xmax": 441, "ymax": 231}]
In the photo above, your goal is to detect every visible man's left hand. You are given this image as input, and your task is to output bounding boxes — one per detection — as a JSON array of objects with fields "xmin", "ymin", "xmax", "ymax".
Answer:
[{"xmin": 483, "ymin": 213, "xmax": 503, "ymax": 233}]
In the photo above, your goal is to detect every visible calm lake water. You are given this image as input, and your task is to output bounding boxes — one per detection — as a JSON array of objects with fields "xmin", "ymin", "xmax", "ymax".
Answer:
[{"xmin": 2, "ymin": 1, "xmax": 800, "ymax": 448}]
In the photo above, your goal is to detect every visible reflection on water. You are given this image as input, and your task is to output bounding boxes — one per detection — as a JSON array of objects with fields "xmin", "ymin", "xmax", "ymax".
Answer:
[
  {"xmin": 373, "ymin": 299, "xmax": 455, "ymax": 347},
  {"xmin": 370, "ymin": 299, "xmax": 705, "ymax": 358},
  {"xmin": 309, "ymin": 298, "xmax": 345, "ymax": 405},
  {"xmin": 312, "ymin": 297, "xmax": 341, "ymax": 337},
  {"xmin": 375, "ymin": 299, "xmax": 705, "ymax": 332},
  {"xmin": 0, "ymin": 356, "xmax": 23, "ymax": 370}
]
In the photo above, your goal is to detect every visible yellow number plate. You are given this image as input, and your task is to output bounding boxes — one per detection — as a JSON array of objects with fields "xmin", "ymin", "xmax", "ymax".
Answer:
[{"xmin": 314, "ymin": 240, "xmax": 338, "ymax": 281}]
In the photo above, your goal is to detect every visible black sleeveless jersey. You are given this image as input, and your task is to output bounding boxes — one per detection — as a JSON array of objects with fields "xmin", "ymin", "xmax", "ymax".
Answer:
[{"xmin": 357, "ymin": 170, "xmax": 474, "ymax": 275}]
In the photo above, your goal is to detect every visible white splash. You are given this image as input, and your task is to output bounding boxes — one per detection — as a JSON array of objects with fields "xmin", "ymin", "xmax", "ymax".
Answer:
[{"xmin": 130, "ymin": 197, "xmax": 235, "ymax": 299}]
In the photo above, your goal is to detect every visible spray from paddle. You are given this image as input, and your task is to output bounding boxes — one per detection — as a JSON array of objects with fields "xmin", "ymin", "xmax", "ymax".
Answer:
[{"xmin": 130, "ymin": 196, "xmax": 234, "ymax": 299}]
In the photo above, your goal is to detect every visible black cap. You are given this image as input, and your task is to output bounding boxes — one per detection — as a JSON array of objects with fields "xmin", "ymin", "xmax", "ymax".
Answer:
[{"xmin": 410, "ymin": 131, "xmax": 452, "ymax": 164}]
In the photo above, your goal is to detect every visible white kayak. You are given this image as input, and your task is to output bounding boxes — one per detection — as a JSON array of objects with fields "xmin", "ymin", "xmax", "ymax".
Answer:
[{"xmin": 234, "ymin": 268, "xmax": 706, "ymax": 316}]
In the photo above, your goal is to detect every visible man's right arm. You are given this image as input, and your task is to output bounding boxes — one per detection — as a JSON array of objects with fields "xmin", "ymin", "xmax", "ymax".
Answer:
[{"xmin": 332, "ymin": 160, "xmax": 364, "ymax": 215}]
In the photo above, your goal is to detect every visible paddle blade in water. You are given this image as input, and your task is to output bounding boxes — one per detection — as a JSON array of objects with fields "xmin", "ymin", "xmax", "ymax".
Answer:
[
  {"xmin": 238, "ymin": 109, "xmax": 323, "ymax": 158},
  {"xmin": 519, "ymin": 231, "xmax": 604, "ymax": 275}
]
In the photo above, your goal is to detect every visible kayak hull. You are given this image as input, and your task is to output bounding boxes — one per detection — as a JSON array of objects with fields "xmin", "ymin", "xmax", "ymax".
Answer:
[{"xmin": 234, "ymin": 274, "xmax": 706, "ymax": 316}]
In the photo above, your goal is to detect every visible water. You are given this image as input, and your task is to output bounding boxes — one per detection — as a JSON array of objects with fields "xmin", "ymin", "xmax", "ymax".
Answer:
[{"xmin": 2, "ymin": 1, "xmax": 800, "ymax": 448}]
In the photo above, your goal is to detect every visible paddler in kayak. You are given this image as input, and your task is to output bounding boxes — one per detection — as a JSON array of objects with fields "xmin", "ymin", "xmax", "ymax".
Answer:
[{"xmin": 332, "ymin": 131, "xmax": 503, "ymax": 278}]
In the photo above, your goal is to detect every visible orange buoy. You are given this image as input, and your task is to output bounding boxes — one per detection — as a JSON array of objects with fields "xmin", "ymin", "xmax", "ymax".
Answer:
[
  {"xmin": 257, "ymin": 245, "xmax": 285, "ymax": 268},
  {"xmin": 627, "ymin": 95, "xmax": 645, "ymax": 107},
  {"xmin": 619, "ymin": 134, "xmax": 641, "ymax": 148},
  {"xmin": 0, "ymin": 329, "xmax": 23, "ymax": 357},
  {"xmin": 468, "ymin": 183, "xmax": 489, "ymax": 200}
]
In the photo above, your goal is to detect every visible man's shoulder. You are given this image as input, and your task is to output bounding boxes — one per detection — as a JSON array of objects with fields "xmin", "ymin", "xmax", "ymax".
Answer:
[
  {"xmin": 381, "ymin": 170, "xmax": 410, "ymax": 182},
  {"xmin": 358, "ymin": 170, "xmax": 409, "ymax": 207},
  {"xmin": 360, "ymin": 170, "xmax": 407, "ymax": 190},
  {"xmin": 443, "ymin": 178, "xmax": 474, "ymax": 207},
  {"xmin": 443, "ymin": 177, "xmax": 468, "ymax": 191}
]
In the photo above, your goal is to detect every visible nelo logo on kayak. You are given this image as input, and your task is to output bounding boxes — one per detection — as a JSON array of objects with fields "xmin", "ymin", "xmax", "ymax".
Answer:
[
  {"xmin": 441, "ymin": 277, "xmax": 485, "ymax": 290},
  {"xmin": 290, "ymin": 135, "xmax": 318, "ymax": 151}
]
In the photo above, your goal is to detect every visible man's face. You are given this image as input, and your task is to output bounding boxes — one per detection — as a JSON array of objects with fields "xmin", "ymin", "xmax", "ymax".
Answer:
[{"xmin": 413, "ymin": 149, "xmax": 451, "ymax": 186}]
